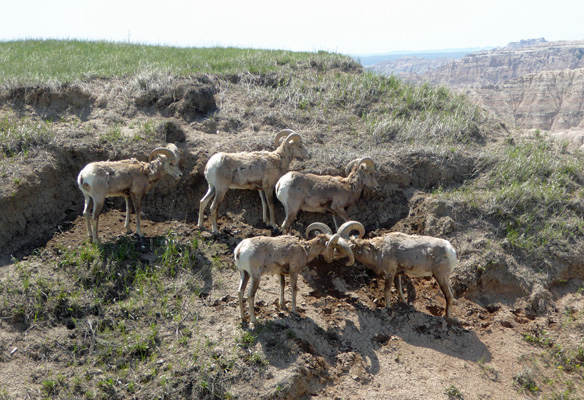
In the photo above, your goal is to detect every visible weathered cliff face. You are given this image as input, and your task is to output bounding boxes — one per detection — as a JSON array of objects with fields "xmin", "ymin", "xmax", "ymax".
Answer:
[
  {"xmin": 463, "ymin": 68, "xmax": 584, "ymax": 131},
  {"xmin": 366, "ymin": 56, "xmax": 454, "ymax": 77},
  {"xmin": 422, "ymin": 40, "xmax": 584, "ymax": 88},
  {"xmin": 369, "ymin": 40, "xmax": 584, "ymax": 136}
]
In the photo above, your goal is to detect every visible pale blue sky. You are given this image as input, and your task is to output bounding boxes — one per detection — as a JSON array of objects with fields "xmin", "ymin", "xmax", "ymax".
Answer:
[{"xmin": 2, "ymin": 0, "xmax": 583, "ymax": 54}]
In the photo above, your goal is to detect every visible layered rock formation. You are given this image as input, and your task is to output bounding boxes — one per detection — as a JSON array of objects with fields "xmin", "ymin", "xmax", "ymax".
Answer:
[
  {"xmin": 368, "ymin": 40, "xmax": 584, "ymax": 139},
  {"xmin": 366, "ymin": 56, "xmax": 455, "ymax": 77},
  {"xmin": 421, "ymin": 40, "xmax": 584, "ymax": 88}
]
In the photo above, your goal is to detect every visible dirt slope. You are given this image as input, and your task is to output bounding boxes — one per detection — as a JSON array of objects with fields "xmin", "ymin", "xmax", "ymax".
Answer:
[{"xmin": 0, "ymin": 72, "xmax": 583, "ymax": 399}]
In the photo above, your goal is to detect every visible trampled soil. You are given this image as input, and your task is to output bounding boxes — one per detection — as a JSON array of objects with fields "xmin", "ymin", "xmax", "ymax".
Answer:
[{"xmin": 1, "ymin": 74, "xmax": 583, "ymax": 399}]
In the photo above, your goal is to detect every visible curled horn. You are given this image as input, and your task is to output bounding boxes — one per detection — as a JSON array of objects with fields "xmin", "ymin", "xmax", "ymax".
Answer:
[
  {"xmin": 149, "ymin": 147, "xmax": 174, "ymax": 162},
  {"xmin": 305, "ymin": 222, "xmax": 333, "ymax": 238},
  {"xmin": 284, "ymin": 132, "xmax": 302, "ymax": 145},
  {"xmin": 326, "ymin": 234, "xmax": 355, "ymax": 266},
  {"xmin": 337, "ymin": 221, "xmax": 365, "ymax": 239},
  {"xmin": 275, "ymin": 129, "xmax": 296, "ymax": 146},
  {"xmin": 165, "ymin": 143, "xmax": 180, "ymax": 160},
  {"xmin": 345, "ymin": 158, "xmax": 359, "ymax": 176},
  {"xmin": 149, "ymin": 144, "xmax": 180, "ymax": 162},
  {"xmin": 358, "ymin": 157, "xmax": 376, "ymax": 172}
]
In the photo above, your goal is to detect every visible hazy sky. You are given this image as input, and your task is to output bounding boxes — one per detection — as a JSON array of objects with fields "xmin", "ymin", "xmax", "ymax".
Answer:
[{"xmin": 2, "ymin": 0, "xmax": 583, "ymax": 55}]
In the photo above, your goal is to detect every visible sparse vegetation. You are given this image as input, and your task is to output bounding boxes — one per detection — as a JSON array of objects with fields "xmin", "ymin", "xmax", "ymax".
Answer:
[
  {"xmin": 0, "ymin": 113, "xmax": 55, "ymax": 158},
  {"xmin": 445, "ymin": 384, "xmax": 464, "ymax": 400},
  {"xmin": 514, "ymin": 368, "xmax": 539, "ymax": 394},
  {"xmin": 0, "ymin": 231, "xmax": 238, "ymax": 399},
  {"xmin": 435, "ymin": 138, "xmax": 584, "ymax": 257}
]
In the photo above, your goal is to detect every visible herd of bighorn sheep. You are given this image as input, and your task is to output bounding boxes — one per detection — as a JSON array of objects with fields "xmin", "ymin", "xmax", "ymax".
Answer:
[{"xmin": 77, "ymin": 129, "xmax": 457, "ymax": 324}]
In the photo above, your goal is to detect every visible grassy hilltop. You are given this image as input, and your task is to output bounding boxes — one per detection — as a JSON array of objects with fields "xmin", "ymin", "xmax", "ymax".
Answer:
[{"xmin": 0, "ymin": 40, "xmax": 583, "ymax": 399}]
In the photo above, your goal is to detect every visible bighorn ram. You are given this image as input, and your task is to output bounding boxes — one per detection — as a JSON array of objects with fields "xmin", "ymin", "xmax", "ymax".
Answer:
[
  {"xmin": 198, "ymin": 129, "xmax": 309, "ymax": 233},
  {"xmin": 77, "ymin": 144, "xmax": 182, "ymax": 243},
  {"xmin": 326, "ymin": 221, "xmax": 457, "ymax": 318},
  {"xmin": 234, "ymin": 222, "xmax": 353, "ymax": 323},
  {"xmin": 275, "ymin": 157, "xmax": 379, "ymax": 234}
]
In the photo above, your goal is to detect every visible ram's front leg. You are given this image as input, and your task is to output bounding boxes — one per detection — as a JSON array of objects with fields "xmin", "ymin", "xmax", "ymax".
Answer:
[
  {"xmin": 394, "ymin": 275, "xmax": 407, "ymax": 304},
  {"xmin": 263, "ymin": 188, "xmax": 278, "ymax": 230},
  {"xmin": 259, "ymin": 190, "xmax": 269, "ymax": 224},
  {"xmin": 124, "ymin": 195, "xmax": 133, "ymax": 233},
  {"xmin": 279, "ymin": 273, "xmax": 286, "ymax": 308},
  {"xmin": 131, "ymin": 194, "xmax": 145, "ymax": 237}
]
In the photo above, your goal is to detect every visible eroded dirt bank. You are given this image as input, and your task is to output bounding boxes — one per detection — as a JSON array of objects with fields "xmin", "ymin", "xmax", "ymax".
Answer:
[{"xmin": 1, "ymin": 75, "xmax": 583, "ymax": 399}]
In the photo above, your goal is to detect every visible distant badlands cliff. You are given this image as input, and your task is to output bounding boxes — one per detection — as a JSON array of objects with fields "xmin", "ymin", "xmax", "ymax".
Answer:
[{"xmin": 368, "ymin": 39, "xmax": 584, "ymax": 140}]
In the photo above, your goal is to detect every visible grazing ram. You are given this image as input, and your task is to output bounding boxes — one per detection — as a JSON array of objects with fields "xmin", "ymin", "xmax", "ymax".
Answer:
[
  {"xmin": 77, "ymin": 144, "xmax": 182, "ymax": 243},
  {"xmin": 275, "ymin": 157, "xmax": 379, "ymax": 234},
  {"xmin": 325, "ymin": 221, "xmax": 457, "ymax": 318},
  {"xmin": 234, "ymin": 222, "xmax": 353, "ymax": 323},
  {"xmin": 198, "ymin": 129, "xmax": 309, "ymax": 233}
]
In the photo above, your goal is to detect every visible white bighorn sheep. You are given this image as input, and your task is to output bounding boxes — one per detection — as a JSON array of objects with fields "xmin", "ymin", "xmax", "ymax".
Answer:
[
  {"xmin": 325, "ymin": 221, "xmax": 457, "ymax": 318},
  {"xmin": 77, "ymin": 144, "xmax": 182, "ymax": 243},
  {"xmin": 198, "ymin": 129, "xmax": 309, "ymax": 234},
  {"xmin": 234, "ymin": 222, "xmax": 353, "ymax": 323},
  {"xmin": 275, "ymin": 157, "xmax": 379, "ymax": 234}
]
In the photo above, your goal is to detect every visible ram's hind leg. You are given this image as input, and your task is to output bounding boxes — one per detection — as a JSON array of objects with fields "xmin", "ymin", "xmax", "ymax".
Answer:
[
  {"xmin": 82, "ymin": 195, "xmax": 93, "ymax": 240},
  {"xmin": 383, "ymin": 271, "xmax": 396, "ymax": 311},
  {"xmin": 91, "ymin": 196, "xmax": 105, "ymax": 243},
  {"xmin": 290, "ymin": 273, "xmax": 299, "ymax": 314},
  {"xmin": 247, "ymin": 275, "xmax": 261, "ymax": 324},
  {"xmin": 238, "ymin": 271, "xmax": 250, "ymax": 321},
  {"xmin": 434, "ymin": 271, "xmax": 455, "ymax": 318},
  {"xmin": 209, "ymin": 189, "xmax": 227, "ymax": 234}
]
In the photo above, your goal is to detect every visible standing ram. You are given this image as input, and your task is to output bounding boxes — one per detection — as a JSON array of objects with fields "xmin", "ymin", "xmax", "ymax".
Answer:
[
  {"xmin": 234, "ymin": 222, "xmax": 353, "ymax": 324},
  {"xmin": 77, "ymin": 144, "xmax": 182, "ymax": 243},
  {"xmin": 198, "ymin": 129, "xmax": 309, "ymax": 234},
  {"xmin": 275, "ymin": 157, "xmax": 379, "ymax": 234},
  {"xmin": 325, "ymin": 221, "xmax": 457, "ymax": 318}
]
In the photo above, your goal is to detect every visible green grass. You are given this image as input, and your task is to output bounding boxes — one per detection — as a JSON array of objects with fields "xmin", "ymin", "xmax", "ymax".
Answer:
[{"xmin": 0, "ymin": 40, "xmax": 358, "ymax": 84}]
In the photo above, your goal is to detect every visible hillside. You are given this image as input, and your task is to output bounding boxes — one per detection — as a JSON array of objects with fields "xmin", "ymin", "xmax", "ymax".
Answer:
[{"xmin": 1, "ymin": 41, "xmax": 584, "ymax": 400}]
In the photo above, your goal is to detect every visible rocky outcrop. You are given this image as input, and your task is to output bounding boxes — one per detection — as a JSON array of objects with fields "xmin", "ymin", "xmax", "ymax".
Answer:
[
  {"xmin": 366, "ymin": 56, "xmax": 455, "ymax": 77},
  {"xmin": 420, "ymin": 40, "xmax": 584, "ymax": 88},
  {"xmin": 369, "ymin": 40, "xmax": 584, "ymax": 135},
  {"xmin": 464, "ymin": 68, "xmax": 584, "ymax": 131}
]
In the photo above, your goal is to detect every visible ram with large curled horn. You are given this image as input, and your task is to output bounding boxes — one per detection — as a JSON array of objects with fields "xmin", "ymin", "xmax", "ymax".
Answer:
[
  {"xmin": 77, "ymin": 143, "xmax": 182, "ymax": 243},
  {"xmin": 275, "ymin": 157, "xmax": 379, "ymax": 234},
  {"xmin": 198, "ymin": 129, "xmax": 309, "ymax": 234},
  {"xmin": 234, "ymin": 222, "xmax": 353, "ymax": 324},
  {"xmin": 325, "ymin": 221, "xmax": 458, "ymax": 318}
]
